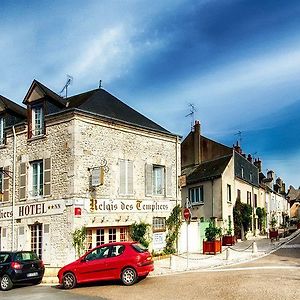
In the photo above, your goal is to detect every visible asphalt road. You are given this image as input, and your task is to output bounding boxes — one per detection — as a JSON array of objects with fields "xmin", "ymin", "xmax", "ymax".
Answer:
[{"xmin": 1, "ymin": 233, "xmax": 299, "ymax": 300}]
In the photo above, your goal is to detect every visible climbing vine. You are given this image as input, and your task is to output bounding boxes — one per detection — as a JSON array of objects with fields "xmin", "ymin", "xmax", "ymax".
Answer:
[
  {"xmin": 72, "ymin": 226, "xmax": 87, "ymax": 258},
  {"xmin": 164, "ymin": 204, "xmax": 182, "ymax": 254},
  {"xmin": 129, "ymin": 222, "xmax": 151, "ymax": 248},
  {"xmin": 256, "ymin": 207, "xmax": 267, "ymax": 233},
  {"xmin": 233, "ymin": 198, "xmax": 252, "ymax": 239}
]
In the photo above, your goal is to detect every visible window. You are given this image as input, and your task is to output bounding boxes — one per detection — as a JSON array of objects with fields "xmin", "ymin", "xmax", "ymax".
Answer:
[
  {"xmin": 249, "ymin": 172, "xmax": 253, "ymax": 182},
  {"xmin": 227, "ymin": 184, "xmax": 232, "ymax": 203},
  {"xmin": 32, "ymin": 106, "xmax": 44, "ymax": 137},
  {"xmin": 254, "ymin": 194, "xmax": 257, "ymax": 208},
  {"xmin": 237, "ymin": 189, "xmax": 241, "ymax": 201},
  {"xmin": 85, "ymin": 246, "xmax": 110, "ymax": 261},
  {"xmin": 189, "ymin": 186, "xmax": 204, "ymax": 205},
  {"xmin": 96, "ymin": 229, "xmax": 105, "ymax": 246},
  {"xmin": 247, "ymin": 191, "xmax": 252, "ymax": 206},
  {"xmin": 30, "ymin": 223, "xmax": 43, "ymax": 259},
  {"xmin": 109, "ymin": 228, "xmax": 116, "ymax": 243},
  {"xmin": 0, "ymin": 117, "xmax": 4, "ymax": 145},
  {"xmin": 241, "ymin": 167, "xmax": 244, "ymax": 178},
  {"xmin": 153, "ymin": 217, "xmax": 166, "ymax": 232},
  {"xmin": 30, "ymin": 160, "xmax": 43, "ymax": 197},
  {"xmin": 86, "ymin": 229, "xmax": 93, "ymax": 251},
  {"xmin": 153, "ymin": 165, "xmax": 165, "ymax": 195},
  {"xmin": 111, "ymin": 245, "xmax": 125, "ymax": 257},
  {"xmin": 119, "ymin": 160, "xmax": 133, "ymax": 195},
  {"xmin": 120, "ymin": 227, "xmax": 128, "ymax": 242}
]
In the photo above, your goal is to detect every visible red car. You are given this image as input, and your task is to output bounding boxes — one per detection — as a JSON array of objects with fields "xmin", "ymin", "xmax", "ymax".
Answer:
[{"xmin": 58, "ymin": 241, "xmax": 154, "ymax": 289}]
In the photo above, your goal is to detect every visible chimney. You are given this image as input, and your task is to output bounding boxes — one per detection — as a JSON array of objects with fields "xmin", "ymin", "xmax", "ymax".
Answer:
[
  {"xmin": 254, "ymin": 158, "xmax": 262, "ymax": 172},
  {"xmin": 193, "ymin": 120, "xmax": 201, "ymax": 165},
  {"xmin": 281, "ymin": 182, "xmax": 286, "ymax": 194},
  {"xmin": 276, "ymin": 177, "xmax": 282, "ymax": 187},
  {"xmin": 247, "ymin": 154, "xmax": 252, "ymax": 163},
  {"xmin": 267, "ymin": 170, "xmax": 274, "ymax": 179},
  {"xmin": 233, "ymin": 141, "xmax": 242, "ymax": 154}
]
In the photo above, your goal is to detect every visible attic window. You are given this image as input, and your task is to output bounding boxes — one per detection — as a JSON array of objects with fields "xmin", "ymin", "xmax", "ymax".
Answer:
[{"xmin": 30, "ymin": 106, "xmax": 44, "ymax": 137}]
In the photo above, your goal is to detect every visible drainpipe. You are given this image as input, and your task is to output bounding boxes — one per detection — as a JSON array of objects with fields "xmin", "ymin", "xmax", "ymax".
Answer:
[
  {"xmin": 211, "ymin": 179, "xmax": 214, "ymax": 218},
  {"xmin": 12, "ymin": 125, "xmax": 16, "ymax": 251}
]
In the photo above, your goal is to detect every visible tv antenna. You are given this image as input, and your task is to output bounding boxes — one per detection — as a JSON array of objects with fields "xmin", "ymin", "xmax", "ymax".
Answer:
[
  {"xmin": 185, "ymin": 103, "xmax": 197, "ymax": 130},
  {"xmin": 99, "ymin": 80, "xmax": 102, "ymax": 89},
  {"xmin": 60, "ymin": 75, "xmax": 73, "ymax": 98},
  {"xmin": 234, "ymin": 130, "xmax": 242, "ymax": 146}
]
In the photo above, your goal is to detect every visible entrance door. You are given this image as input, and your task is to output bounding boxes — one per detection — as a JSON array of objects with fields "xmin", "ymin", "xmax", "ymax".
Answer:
[{"xmin": 30, "ymin": 223, "xmax": 43, "ymax": 259}]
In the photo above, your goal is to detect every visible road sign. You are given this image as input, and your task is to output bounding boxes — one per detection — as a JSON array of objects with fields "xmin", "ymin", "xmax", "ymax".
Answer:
[{"xmin": 183, "ymin": 208, "xmax": 191, "ymax": 221}]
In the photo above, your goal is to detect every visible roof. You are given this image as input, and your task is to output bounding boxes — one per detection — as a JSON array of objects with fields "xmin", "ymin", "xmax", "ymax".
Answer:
[
  {"xmin": 287, "ymin": 186, "xmax": 300, "ymax": 201},
  {"xmin": 183, "ymin": 155, "xmax": 232, "ymax": 184},
  {"xmin": 0, "ymin": 95, "xmax": 26, "ymax": 117},
  {"xmin": 66, "ymin": 88, "xmax": 170, "ymax": 134}
]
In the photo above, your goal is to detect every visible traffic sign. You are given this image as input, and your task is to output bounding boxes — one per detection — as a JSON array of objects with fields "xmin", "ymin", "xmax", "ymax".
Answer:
[{"xmin": 183, "ymin": 208, "xmax": 191, "ymax": 221}]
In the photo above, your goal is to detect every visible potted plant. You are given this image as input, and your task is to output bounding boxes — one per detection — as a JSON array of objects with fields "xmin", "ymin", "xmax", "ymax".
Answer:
[
  {"xmin": 269, "ymin": 214, "xmax": 279, "ymax": 241},
  {"xmin": 203, "ymin": 222, "xmax": 222, "ymax": 254},
  {"xmin": 222, "ymin": 218, "xmax": 236, "ymax": 246}
]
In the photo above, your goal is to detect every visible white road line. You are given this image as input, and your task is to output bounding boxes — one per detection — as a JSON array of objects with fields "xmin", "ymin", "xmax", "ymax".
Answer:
[{"xmin": 207, "ymin": 266, "xmax": 300, "ymax": 272}]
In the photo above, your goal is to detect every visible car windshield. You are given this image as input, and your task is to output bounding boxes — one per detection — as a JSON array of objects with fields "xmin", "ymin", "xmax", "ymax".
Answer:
[
  {"xmin": 15, "ymin": 252, "xmax": 39, "ymax": 262},
  {"xmin": 131, "ymin": 243, "xmax": 148, "ymax": 253}
]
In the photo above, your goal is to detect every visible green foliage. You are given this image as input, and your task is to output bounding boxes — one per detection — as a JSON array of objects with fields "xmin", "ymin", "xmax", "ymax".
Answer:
[
  {"xmin": 256, "ymin": 207, "xmax": 267, "ymax": 233},
  {"xmin": 226, "ymin": 218, "xmax": 233, "ymax": 235},
  {"xmin": 129, "ymin": 222, "xmax": 150, "ymax": 248},
  {"xmin": 205, "ymin": 221, "xmax": 222, "ymax": 241},
  {"xmin": 233, "ymin": 198, "xmax": 253, "ymax": 238},
  {"xmin": 269, "ymin": 213, "xmax": 278, "ymax": 229},
  {"xmin": 72, "ymin": 226, "xmax": 87, "ymax": 258},
  {"xmin": 164, "ymin": 205, "xmax": 182, "ymax": 254}
]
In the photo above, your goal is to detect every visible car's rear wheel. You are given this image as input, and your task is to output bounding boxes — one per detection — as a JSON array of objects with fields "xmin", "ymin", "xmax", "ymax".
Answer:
[
  {"xmin": 121, "ymin": 267, "xmax": 137, "ymax": 286},
  {"xmin": 0, "ymin": 274, "xmax": 13, "ymax": 291},
  {"xmin": 62, "ymin": 272, "xmax": 77, "ymax": 289}
]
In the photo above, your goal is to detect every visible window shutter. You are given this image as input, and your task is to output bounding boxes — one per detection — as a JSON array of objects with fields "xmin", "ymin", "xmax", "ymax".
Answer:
[
  {"xmin": 44, "ymin": 158, "xmax": 51, "ymax": 196},
  {"xmin": 119, "ymin": 160, "xmax": 126, "ymax": 195},
  {"xmin": 19, "ymin": 163, "xmax": 27, "ymax": 201},
  {"xmin": 145, "ymin": 164, "xmax": 153, "ymax": 196},
  {"xmin": 3, "ymin": 166, "xmax": 10, "ymax": 202},
  {"xmin": 165, "ymin": 166, "xmax": 172, "ymax": 197},
  {"xmin": 27, "ymin": 107, "xmax": 32, "ymax": 139},
  {"xmin": 17, "ymin": 226, "xmax": 26, "ymax": 251},
  {"xmin": 127, "ymin": 161, "xmax": 133, "ymax": 195},
  {"xmin": 43, "ymin": 224, "xmax": 50, "ymax": 264}
]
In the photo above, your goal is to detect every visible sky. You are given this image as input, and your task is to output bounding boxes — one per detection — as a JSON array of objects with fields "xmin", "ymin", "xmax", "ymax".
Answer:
[{"xmin": 1, "ymin": 0, "xmax": 300, "ymax": 188}]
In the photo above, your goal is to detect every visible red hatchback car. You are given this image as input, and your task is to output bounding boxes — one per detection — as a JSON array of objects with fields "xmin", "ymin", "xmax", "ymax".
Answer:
[{"xmin": 58, "ymin": 241, "xmax": 154, "ymax": 289}]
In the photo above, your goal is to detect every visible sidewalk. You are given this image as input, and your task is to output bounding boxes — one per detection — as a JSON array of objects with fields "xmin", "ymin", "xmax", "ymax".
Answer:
[
  {"xmin": 41, "ymin": 229, "xmax": 299, "ymax": 284},
  {"xmin": 151, "ymin": 229, "xmax": 300, "ymax": 276}
]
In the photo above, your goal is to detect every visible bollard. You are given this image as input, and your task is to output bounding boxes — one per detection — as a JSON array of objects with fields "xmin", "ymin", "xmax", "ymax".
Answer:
[
  {"xmin": 226, "ymin": 248, "xmax": 231, "ymax": 260},
  {"xmin": 169, "ymin": 254, "xmax": 175, "ymax": 270},
  {"xmin": 252, "ymin": 241, "xmax": 258, "ymax": 253}
]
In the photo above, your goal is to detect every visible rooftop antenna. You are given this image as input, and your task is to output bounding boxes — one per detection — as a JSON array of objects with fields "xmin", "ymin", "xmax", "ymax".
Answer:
[
  {"xmin": 60, "ymin": 75, "xmax": 73, "ymax": 98},
  {"xmin": 185, "ymin": 103, "xmax": 197, "ymax": 130},
  {"xmin": 234, "ymin": 130, "xmax": 242, "ymax": 146},
  {"xmin": 99, "ymin": 80, "xmax": 102, "ymax": 89}
]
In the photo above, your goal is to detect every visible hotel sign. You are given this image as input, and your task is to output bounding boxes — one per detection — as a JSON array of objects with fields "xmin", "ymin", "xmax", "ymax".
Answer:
[{"xmin": 0, "ymin": 200, "xmax": 65, "ymax": 221}]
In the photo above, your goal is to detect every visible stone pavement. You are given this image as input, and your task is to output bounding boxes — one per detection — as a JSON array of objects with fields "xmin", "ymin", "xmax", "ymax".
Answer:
[
  {"xmin": 41, "ymin": 229, "xmax": 300, "ymax": 284},
  {"xmin": 150, "ymin": 229, "xmax": 300, "ymax": 276}
]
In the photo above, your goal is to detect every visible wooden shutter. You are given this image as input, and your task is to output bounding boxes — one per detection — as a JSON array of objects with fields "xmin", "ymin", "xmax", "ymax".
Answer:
[
  {"xmin": 3, "ymin": 166, "xmax": 10, "ymax": 202},
  {"xmin": 127, "ymin": 161, "xmax": 133, "ymax": 195},
  {"xmin": 43, "ymin": 224, "xmax": 50, "ymax": 264},
  {"xmin": 145, "ymin": 164, "xmax": 153, "ymax": 196},
  {"xmin": 119, "ymin": 160, "xmax": 126, "ymax": 195},
  {"xmin": 19, "ymin": 163, "xmax": 27, "ymax": 201},
  {"xmin": 165, "ymin": 166, "xmax": 172, "ymax": 197},
  {"xmin": 27, "ymin": 106, "xmax": 32, "ymax": 139},
  {"xmin": 17, "ymin": 226, "xmax": 26, "ymax": 251},
  {"xmin": 44, "ymin": 158, "xmax": 51, "ymax": 196}
]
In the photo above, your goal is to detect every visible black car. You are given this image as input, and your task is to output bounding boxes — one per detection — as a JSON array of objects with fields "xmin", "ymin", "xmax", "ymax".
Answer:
[{"xmin": 0, "ymin": 251, "xmax": 45, "ymax": 291}]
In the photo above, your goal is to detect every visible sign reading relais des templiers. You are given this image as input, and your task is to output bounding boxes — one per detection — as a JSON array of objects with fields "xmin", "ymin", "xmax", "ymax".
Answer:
[
  {"xmin": 88, "ymin": 199, "xmax": 174, "ymax": 213},
  {"xmin": 0, "ymin": 199, "xmax": 65, "ymax": 221}
]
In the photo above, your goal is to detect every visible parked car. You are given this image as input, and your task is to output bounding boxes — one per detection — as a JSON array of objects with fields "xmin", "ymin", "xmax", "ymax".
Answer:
[
  {"xmin": 58, "ymin": 241, "xmax": 154, "ymax": 289},
  {"xmin": 0, "ymin": 251, "xmax": 45, "ymax": 291}
]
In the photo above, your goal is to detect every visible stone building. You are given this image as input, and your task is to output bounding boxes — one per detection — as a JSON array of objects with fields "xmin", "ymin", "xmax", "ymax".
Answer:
[{"xmin": 0, "ymin": 80, "xmax": 181, "ymax": 268}]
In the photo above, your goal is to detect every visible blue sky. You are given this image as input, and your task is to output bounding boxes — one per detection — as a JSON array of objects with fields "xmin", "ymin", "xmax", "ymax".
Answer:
[{"xmin": 1, "ymin": 0, "xmax": 300, "ymax": 188}]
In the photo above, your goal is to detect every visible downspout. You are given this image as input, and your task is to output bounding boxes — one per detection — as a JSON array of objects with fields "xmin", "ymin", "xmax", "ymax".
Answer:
[
  {"xmin": 12, "ymin": 125, "xmax": 16, "ymax": 251},
  {"xmin": 211, "ymin": 178, "xmax": 214, "ymax": 219}
]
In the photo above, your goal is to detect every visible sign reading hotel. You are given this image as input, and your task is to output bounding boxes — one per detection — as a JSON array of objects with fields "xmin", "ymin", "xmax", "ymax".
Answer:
[
  {"xmin": 90, "ymin": 199, "xmax": 174, "ymax": 213},
  {"xmin": 0, "ymin": 200, "xmax": 65, "ymax": 220}
]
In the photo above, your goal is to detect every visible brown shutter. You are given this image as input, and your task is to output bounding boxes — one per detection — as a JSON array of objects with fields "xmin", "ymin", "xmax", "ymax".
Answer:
[
  {"xmin": 27, "ymin": 106, "xmax": 32, "ymax": 139},
  {"xmin": 165, "ymin": 166, "xmax": 172, "ymax": 197},
  {"xmin": 44, "ymin": 158, "xmax": 51, "ymax": 196},
  {"xmin": 19, "ymin": 163, "xmax": 27, "ymax": 201},
  {"xmin": 145, "ymin": 164, "xmax": 153, "ymax": 196},
  {"xmin": 3, "ymin": 166, "xmax": 10, "ymax": 202}
]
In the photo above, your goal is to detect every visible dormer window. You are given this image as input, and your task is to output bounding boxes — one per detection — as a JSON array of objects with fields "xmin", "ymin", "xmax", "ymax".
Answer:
[
  {"xmin": 0, "ymin": 117, "xmax": 4, "ymax": 145},
  {"xmin": 31, "ymin": 106, "xmax": 44, "ymax": 137}
]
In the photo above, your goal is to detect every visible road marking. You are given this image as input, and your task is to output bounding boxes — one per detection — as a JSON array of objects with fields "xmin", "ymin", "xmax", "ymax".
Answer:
[{"xmin": 207, "ymin": 266, "xmax": 299, "ymax": 272}]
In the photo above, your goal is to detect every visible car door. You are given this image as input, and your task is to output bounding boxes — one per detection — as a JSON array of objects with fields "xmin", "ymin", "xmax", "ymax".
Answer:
[
  {"xmin": 75, "ymin": 246, "xmax": 112, "ymax": 283},
  {"xmin": 104, "ymin": 244, "xmax": 126, "ymax": 279}
]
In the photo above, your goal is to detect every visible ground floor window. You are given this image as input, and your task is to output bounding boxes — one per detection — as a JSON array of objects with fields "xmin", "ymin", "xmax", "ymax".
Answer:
[
  {"xmin": 86, "ymin": 226, "xmax": 129, "ymax": 248},
  {"xmin": 153, "ymin": 217, "xmax": 166, "ymax": 232},
  {"xmin": 30, "ymin": 223, "xmax": 43, "ymax": 259}
]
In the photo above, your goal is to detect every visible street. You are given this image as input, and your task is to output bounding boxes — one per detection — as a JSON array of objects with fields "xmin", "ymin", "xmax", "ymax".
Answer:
[{"xmin": 1, "ymin": 233, "xmax": 299, "ymax": 300}]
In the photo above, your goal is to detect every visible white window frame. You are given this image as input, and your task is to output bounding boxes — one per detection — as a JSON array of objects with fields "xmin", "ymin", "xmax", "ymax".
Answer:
[
  {"xmin": 29, "ymin": 160, "xmax": 43, "ymax": 198},
  {"xmin": 241, "ymin": 166, "xmax": 244, "ymax": 178},
  {"xmin": 227, "ymin": 184, "xmax": 232, "ymax": 203},
  {"xmin": 119, "ymin": 159, "xmax": 133, "ymax": 195},
  {"xmin": 0, "ymin": 117, "xmax": 4, "ymax": 145},
  {"xmin": 153, "ymin": 217, "xmax": 166, "ymax": 233},
  {"xmin": 189, "ymin": 186, "xmax": 204, "ymax": 205},
  {"xmin": 32, "ymin": 106, "xmax": 44, "ymax": 137},
  {"xmin": 153, "ymin": 165, "xmax": 165, "ymax": 195}
]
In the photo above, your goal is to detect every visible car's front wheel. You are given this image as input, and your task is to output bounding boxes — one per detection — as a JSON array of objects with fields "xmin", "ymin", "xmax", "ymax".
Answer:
[
  {"xmin": 121, "ymin": 267, "xmax": 137, "ymax": 286},
  {"xmin": 62, "ymin": 272, "xmax": 77, "ymax": 289},
  {"xmin": 0, "ymin": 274, "xmax": 13, "ymax": 291}
]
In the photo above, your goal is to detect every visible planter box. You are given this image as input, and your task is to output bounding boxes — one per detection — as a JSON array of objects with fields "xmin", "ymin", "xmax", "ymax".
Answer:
[
  {"xmin": 222, "ymin": 235, "xmax": 236, "ymax": 246},
  {"xmin": 269, "ymin": 229, "xmax": 279, "ymax": 241},
  {"xmin": 203, "ymin": 239, "xmax": 222, "ymax": 255}
]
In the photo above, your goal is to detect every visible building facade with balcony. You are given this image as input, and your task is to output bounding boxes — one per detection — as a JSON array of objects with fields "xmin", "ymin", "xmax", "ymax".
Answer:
[{"xmin": 0, "ymin": 80, "xmax": 181, "ymax": 267}]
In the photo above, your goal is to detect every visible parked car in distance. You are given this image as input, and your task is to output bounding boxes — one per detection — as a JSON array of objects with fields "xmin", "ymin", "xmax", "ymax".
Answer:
[
  {"xmin": 0, "ymin": 251, "xmax": 45, "ymax": 291},
  {"xmin": 58, "ymin": 241, "xmax": 154, "ymax": 289}
]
